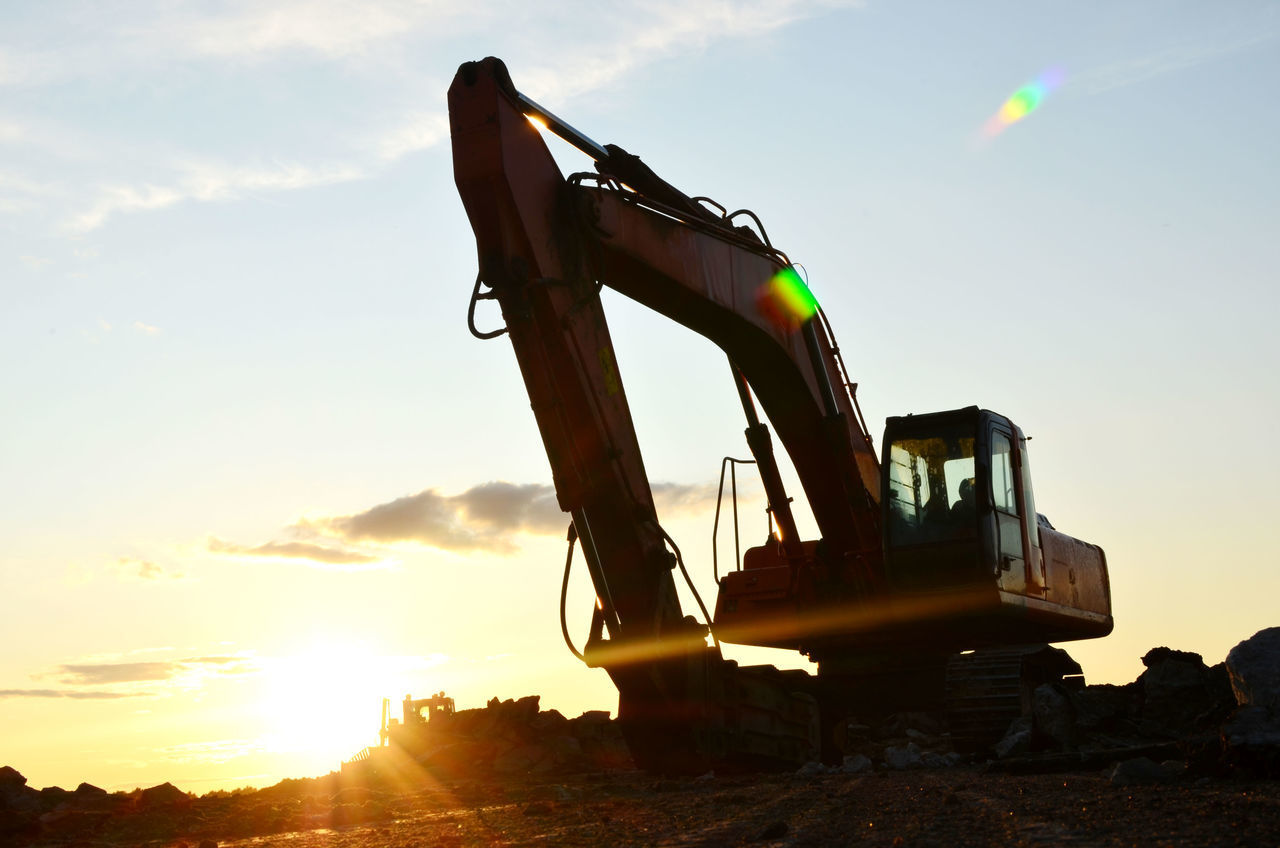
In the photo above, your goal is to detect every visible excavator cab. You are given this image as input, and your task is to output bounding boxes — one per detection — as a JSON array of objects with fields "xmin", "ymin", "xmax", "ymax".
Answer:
[
  {"xmin": 884, "ymin": 406, "xmax": 1013, "ymax": 591},
  {"xmin": 880, "ymin": 406, "xmax": 1112, "ymax": 646}
]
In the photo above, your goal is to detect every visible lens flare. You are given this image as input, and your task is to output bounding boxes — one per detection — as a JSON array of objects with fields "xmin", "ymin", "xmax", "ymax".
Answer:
[
  {"xmin": 755, "ymin": 266, "xmax": 819, "ymax": 331},
  {"xmin": 983, "ymin": 68, "xmax": 1064, "ymax": 138}
]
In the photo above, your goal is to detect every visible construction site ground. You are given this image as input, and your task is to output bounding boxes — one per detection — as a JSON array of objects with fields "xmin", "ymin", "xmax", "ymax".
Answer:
[
  {"xmin": 202, "ymin": 769, "xmax": 1277, "ymax": 848},
  {"xmin": 9, "ymin": 766, "xmax": 1271, "ymax": 848}
]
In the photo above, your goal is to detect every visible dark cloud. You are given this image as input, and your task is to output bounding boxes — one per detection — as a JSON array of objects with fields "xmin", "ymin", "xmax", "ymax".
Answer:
[
  {"xmin": 56, "ymin": 662, "xmax": 176, "ymax": 684},
  {"xmin": 307, "ymin": 483, "xmax": 562, "ymax": 553},
  {"xmin": 651, "ymin": 481, "xmax": 722, "ymax": 513},
  {"xmin": 0, "ymin": 689, "xmax": 148, "ymax": 700},
  {"xmin": 206, "ymin": 537, "xmax": 379, "ymax": 566},
  {"xmin": 455, "ymin": 482, "xmax": 565, "ymax": 535},
  {"xmin": 306, "ymin": 480, "xmax": 729, "ymax": 554},
  {"xmin": 316, "ymin": 488, "xmax": 483, "ymax": 549}
]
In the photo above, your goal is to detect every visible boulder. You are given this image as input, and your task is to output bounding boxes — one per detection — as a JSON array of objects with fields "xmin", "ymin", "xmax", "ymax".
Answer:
[
  {"xmin": 1032, "ymin": 683, "xmax": 1076, "ymax": 749},
  {"xmin": 1221, "ymin": 705, "xmax": 1280, "ymax": 777},
  {"xmin": 1069, "ymin": 683, "xmax": 1136, "ymax": 734},
  {"xmin": 1226, "ymin": 627, "xmax": 1280, "ymax": 709},
  {"xmin": 0, "ymin": 767, "xmax": 40, "ymax": 814},
  {"xmin": 137, "ymin": 781, "xmax": 191, "ymax": 807},
  {"xmin": 994, "ymin": 716, "xmax": 1032, "ymax": 759},
  {"xmin": 1137, "ymin": 648, "xmax": 1234, "ymax": 736}
]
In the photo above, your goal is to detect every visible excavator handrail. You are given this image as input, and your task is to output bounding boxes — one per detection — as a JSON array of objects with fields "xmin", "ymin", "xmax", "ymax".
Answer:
[{"xmin": 711, "ymin": 456, "xmax": 757, "ymax": 585}]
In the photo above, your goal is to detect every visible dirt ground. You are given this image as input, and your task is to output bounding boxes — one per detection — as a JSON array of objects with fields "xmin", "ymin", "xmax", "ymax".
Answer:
[{"xmin": 184, "ymin": 768, "xmax": 1278, "ymax": 848}]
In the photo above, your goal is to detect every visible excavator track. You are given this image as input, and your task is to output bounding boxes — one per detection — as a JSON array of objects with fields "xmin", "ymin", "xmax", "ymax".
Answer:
[{"xmin": 944, "ymin": 645, "xmax": 1083, "ymax": 753}]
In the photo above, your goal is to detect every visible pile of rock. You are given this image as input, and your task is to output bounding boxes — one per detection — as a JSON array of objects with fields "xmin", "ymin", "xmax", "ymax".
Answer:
[
  {"xmin": 830, "ymin": 710, "xmax": 964, "ymax": 774},
  {"xmin": 357, "ymin": 695, "xmax": 633, "ymax": 781},
  {"xmin": 0, "ymin": 767, "xmax": 200, "ymax": 842},
  {"xmin": 994, "ymin": 626, "xmax": 1280, "ymax": 778}
]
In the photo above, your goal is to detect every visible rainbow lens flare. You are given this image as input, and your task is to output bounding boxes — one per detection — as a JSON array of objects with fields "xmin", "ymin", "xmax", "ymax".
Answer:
[
  {"xmin": 983, "ymin": 68, "xmax": 1064, "ymax": 138},
  {"xmin": 756, "ymin": 266, "xmax": 819, "ymax": 330}
]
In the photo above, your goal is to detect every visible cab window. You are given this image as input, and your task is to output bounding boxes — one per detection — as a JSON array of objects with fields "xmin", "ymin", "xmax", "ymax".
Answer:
[
  {"xmin": 886, "ymin": 428, "xmax": 977, "ymax": 545},
  {"xmin": 991, "ymin": 431, "xmax": 1017, "ymax": 514}
]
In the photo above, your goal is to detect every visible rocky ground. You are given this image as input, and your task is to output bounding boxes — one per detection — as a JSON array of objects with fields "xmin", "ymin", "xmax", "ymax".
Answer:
[
  {"xmin": 1, "ymin": 763, "xmax": 1277, "ymax": 847},
  {"xmin": 3, "ymin": 628, "xmax": 1279, "ymax": 846}
]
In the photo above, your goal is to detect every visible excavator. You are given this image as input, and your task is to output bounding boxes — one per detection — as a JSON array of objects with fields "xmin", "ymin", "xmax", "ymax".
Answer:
[{"xmin": 449, "ymin": 57, "xmax": 1112, "ymax": 771}]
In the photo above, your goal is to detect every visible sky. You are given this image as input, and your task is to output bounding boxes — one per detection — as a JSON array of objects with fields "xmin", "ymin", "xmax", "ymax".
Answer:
[{"xmin": 2, "ymin": 0, "xmax": 1278, "ymax": 793}]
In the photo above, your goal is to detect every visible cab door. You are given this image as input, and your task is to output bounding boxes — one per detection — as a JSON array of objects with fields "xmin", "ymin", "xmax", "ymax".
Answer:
[{"xmin": 989, "ymin": 428, "xmax": 1026, "ymax": 591}]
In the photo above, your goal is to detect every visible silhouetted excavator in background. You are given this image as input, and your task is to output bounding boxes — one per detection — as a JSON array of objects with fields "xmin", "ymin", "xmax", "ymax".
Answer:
[{"xmin": 449, "ymin": 57, "xmax": 1112, "ymax": 771}]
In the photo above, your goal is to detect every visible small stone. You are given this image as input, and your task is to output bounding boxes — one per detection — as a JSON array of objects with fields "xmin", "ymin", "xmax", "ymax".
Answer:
[
  {"xmin": 1109, "ymin": 756, "xmax": 1171, "ymax": 786},
  {"xmin": 795, "ymin": 760, "xmax": 827, "ymax": 777},
  {"xmin": 841, "ymin": 754, "xmax": 872, "ymax": 774},
  {"xmin": 884, "ymin": 743, "xmax": 923, "ymax": 770}
]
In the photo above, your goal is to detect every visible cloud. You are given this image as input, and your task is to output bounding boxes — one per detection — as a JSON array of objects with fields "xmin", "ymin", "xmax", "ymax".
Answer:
[
  {"xmin": 374, "ymin": 112, "xmax": 449, "ymax": 162},
  {"xmin": 133, "ymin": 321, "xmax": 161, "ymax": 336},
  {"xmin": 1074, "ymin": 31, "xmax": 1276, "ymax": 95},
  {"xmin": 206, "ymin": 536, "xmax": 385, "ymax": 569},
  {"xmin": 303, "ymin": 479, "xmax": 729, "ymax": 554},
  {"xmin": 0, "ymin": 169, "xmax": 61, "ymax": 215},
  {"xmin": 157, "ymin": 738, "xmax": 266, "ymax": 764},
  {"xmin": 652, "ymin": 481, "xmax": 722, "ymax": 512},
  {"xmin": 515, "ymin": 0, "xmax": 859, "ymax": 101},
  {"xmin": 130, "ymin": 0, "xmax": 464, "ymax": 62},
  {"xmin": 56, "ymin": 662, "xmax": 177, "ymax": 685},
  {"xmin": 114, "ymin": 557, "xmax": 183, "ymax": 581},
  {"xmin": 50, "ymin": 655, "xmax": 259, "ymax": 687},
  {"xmin": 0, "ymin": 688, "xmax": 148, "ymax": 700},
  {"xmin": 21, "ymin": 0, "xmax": 855, "ymax": 231},
  {"xmin": 67, "ymin": 159, "xmax": 365, "ymax": 232},
  {"xmin": 1, "ymin": 654, "xmax": 260, "ymax": 702}
]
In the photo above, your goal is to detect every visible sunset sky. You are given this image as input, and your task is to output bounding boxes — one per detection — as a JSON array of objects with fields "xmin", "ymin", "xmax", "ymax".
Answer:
[{"xmin": 3, "ymin": 1, "xmax": 1278, "ymax": 793}]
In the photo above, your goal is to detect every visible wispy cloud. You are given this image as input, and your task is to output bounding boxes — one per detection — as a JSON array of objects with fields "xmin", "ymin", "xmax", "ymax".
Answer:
[
  {"xmin": 113, "ymin": 557, "xmax": 184, "ymax": 581},
  {"xmin": 373, "ymin": 112, "xmax": 449, "ymax": 162},
  {"xmin": 57, "ymin": 662, "xmax": 177, "ymax": 685},
  {"xmin": 66, "ymin": 159, "xmax": 365, "ymax": 233},
  {"xmin": 0, "ymin": 688, "xmax": 148, "ymax": 700},
  {"xmin": 51, "ymin": 656, "xmax": 259, "ymax": 687},
  {"xmin": 157, "ymin": 738, "xmax": 267, "ymax": 764},
  {"xmin": 1, "ymin": 0, "xmax": 854, "ymax": 232},
  {"xmin": 0, "ymin": 169, "xmax": 61, "ymax": 215},
  {"xmin": 128, "ymin": 0, "xmax": 470, "ymax": 62},
  {"xmin": 1073, "ymin": 31, "xmax": 1276, "ymax": 95},
  {"xmin": 515, "ymin": 0, "xmax": 860, "ymax": 102},
  {"xmin": 206, "ymin": 537, "xmax": 385, "ymax": 569}
]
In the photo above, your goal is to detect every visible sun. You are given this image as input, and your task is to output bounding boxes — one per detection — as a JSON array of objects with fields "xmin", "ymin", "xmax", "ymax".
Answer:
[{"xmin": 255, "ymin": 639, "xmax": 408, "ymax": 772}]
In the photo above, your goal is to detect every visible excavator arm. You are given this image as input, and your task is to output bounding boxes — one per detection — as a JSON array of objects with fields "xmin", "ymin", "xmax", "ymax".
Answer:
[{"xmin": 450, "ymin": 57, "xmax": 906, "ymax": 768}]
